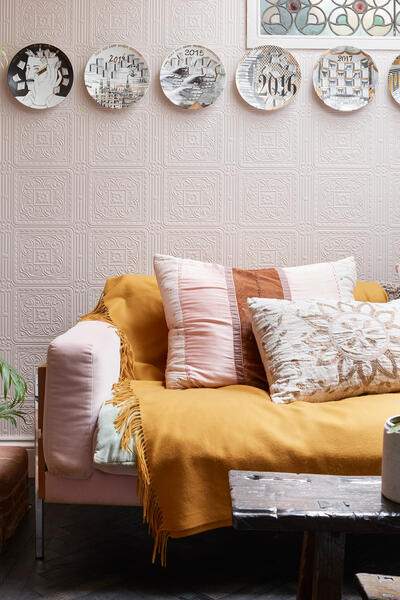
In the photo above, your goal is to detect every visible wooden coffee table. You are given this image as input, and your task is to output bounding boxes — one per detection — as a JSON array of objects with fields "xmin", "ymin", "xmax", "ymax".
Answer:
[
  {"xmin": 356, "ymin": 573, "xmax": 400, "ymax": 599},
  {"xmin": 229, "ymin": 471, "xmax": 400, "ymax": 600}
]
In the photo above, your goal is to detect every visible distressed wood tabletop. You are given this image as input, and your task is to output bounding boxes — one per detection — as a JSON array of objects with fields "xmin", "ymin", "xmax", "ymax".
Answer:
[
  {"xmin": 229, "ymin": 471, "xmax": 400, "ymax": 533},
  {"xmin": 356, "ymin": 573, "xmax": 400, "ymax": 600}
]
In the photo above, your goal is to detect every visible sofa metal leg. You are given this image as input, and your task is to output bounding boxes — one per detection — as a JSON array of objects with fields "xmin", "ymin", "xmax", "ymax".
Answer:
[
  {"xmin": 35, "ymin": 370, "xmax": 44, "ymax": 560},
  {"xmin": 35, "ymin": 493, "xmax": 44, "ymax": 560}
]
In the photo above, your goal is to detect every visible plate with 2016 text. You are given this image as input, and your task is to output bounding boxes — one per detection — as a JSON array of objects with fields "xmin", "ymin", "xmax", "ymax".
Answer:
[{"xmin": 236, "ymin": 45, "xmax": 301, "ymax": 111}]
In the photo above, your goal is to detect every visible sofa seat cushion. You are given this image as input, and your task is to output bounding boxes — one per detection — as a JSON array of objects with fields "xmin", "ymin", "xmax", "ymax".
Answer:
[{"xmin": 93, "ymin": 401, "xmax": 137, "ymax": 476}]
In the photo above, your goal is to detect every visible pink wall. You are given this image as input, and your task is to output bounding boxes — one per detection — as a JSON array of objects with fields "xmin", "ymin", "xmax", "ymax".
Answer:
[{"xmin": 0, "ymin": 0, "xmax": 399, "ymax": 450}]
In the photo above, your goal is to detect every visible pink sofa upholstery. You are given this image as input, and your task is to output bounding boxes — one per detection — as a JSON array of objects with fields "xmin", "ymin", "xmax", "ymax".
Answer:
[{"xmin": 38, "ymin": 321, "xmax": 140, "ymax": 512}]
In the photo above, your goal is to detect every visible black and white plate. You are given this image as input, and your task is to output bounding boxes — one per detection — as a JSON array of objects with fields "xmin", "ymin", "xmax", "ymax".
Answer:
[
  {"xmin": 236, "ymin": 45, "xmax": 301, "ymax": 111},
  {"xmin": 8, "ymin": 43, "xmax": 73, "ymax": 109},
  {"xmin": 313, "ymin": 46, "xmax": 378, "ymax": 111},
  {"xmin": 160, "ymin": 45, "xmax": 226, "ymax": 109},
  {"xmin": 84, "ymin": 44, "xmax": 150, "ymax": 109}
]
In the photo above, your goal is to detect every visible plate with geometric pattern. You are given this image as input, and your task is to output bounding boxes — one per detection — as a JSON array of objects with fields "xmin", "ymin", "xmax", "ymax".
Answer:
[
  {"xmin": 388, "ymin": 55, "xmax": 400, "ymax": 104},
  {"xmin": 235, "ymin": 45, "xmax": 301, "ymax": 111},
  {"xmin": 84, "ymin": 44, "xmax": 150, "ymax": 109},
  {"xmin": 313, "ymin": 46, "xmax": 378, "ymax": 111}
]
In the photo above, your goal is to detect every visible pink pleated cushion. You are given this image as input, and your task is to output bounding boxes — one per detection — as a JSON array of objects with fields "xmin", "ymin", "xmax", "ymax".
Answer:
[{"xmin": 154, "ymin": 254, "xmax": 357, "ymax": 390}]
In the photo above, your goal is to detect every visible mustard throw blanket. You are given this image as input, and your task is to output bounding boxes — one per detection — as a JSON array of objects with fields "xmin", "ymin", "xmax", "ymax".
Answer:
[{"xmin": 81, "ymin": 275, "xmax": 396, "ymax": 564}]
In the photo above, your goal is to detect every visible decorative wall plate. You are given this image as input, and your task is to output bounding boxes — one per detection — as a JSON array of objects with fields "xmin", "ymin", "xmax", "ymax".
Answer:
[
  {"xmin": 313, "ymin": 46, "xmax": 378, "ymax": 112},
  {"xmin": 160, "ymin": 45, "xmax": 226, "ymax": 109},
  {"xmin": 235, "ymin": 45, "xmax": 301, "ymax": 111},
  {"xmin": 389, "ymin": 55, "xmax": 400, "ymax": 104},
  {"xmin": 84, "ymin": 44, "xmax": 150, "ymax": 109},
  {"xmin": 8, "ymin": 44, "xmax": 73, "ymax": 109}
]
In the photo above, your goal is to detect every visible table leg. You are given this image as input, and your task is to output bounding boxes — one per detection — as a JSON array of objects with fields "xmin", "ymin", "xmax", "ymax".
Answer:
[
  {"xmin": 297, "ymin": 531, "xmax": 345, "ymax": 600},
  {"xmin": 297, "ymin": 531, "xmax": 316, "ymax": 600}
]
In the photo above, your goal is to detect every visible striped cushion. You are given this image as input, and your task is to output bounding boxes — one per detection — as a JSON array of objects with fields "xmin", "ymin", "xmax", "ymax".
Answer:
[{"xmin": 154, "ymin": 254, "xmax": 357, "ymax": 389}]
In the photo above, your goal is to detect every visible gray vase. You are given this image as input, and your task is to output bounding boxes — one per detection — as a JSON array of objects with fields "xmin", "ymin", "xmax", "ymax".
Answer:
[{"xmin": 382, "ymin": 415, "xmax": 400, "ymax": 503}]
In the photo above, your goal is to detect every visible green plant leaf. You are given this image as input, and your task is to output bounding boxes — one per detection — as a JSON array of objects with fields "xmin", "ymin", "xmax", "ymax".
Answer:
[
  {"xmin": 0, "ymin": 358, "xmax": 27, "ymax": 426},
  {"xmin": 2, "ymin": 363, "xmax": 10, "ymax": 400}
]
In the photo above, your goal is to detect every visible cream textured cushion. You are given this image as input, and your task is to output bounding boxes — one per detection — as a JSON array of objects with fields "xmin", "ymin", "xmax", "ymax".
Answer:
[{"xmin": 248, "ymin": 297, "xmax": 400, "ymax": 404}]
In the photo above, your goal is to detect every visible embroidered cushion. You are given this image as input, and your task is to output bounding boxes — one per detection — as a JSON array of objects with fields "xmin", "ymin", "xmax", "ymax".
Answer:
[
  {"xmin": 248, "ymin": 297, "xmax": 400, "ymax": 404},
  {"xmin": 154, "ymin": 254, "xmax": 357, "ymax": 389}
]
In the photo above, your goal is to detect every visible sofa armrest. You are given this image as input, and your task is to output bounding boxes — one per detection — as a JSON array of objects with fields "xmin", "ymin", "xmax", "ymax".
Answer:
[{"xmin": 43, "ymin": 321, "xmax": 120, "ymax": 479}]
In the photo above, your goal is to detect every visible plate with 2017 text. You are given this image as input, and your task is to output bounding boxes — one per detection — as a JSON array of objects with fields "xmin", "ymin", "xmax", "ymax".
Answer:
[{"xmin": 313, "ymin": 46, "xmax": 378, "ymax": 112}]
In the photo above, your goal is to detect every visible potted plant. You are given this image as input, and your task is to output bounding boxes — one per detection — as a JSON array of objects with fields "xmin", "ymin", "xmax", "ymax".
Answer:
[
  {"xmin": 0, "ymin": 359, "xmax": 27, "ymax": 426},
  {"xmin": 0, "ymin": 359, "xmax": 28, "ymax": 551}
]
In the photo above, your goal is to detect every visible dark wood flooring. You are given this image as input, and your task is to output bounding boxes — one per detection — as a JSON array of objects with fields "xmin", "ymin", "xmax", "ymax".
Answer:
[{"xmin": 1, "ymin": 483, "xmax": 399, "ymax": 599}]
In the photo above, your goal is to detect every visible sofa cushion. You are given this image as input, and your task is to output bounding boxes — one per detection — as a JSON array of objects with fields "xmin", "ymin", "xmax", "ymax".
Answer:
[
  {"xmin": 248, "ymin": 297, "xmax": 400, "ymax": 404},
  {"xmin": 154, "ymin": 254, "xmax": 357, "ymax": 389},
  {"xmin": 354, "ymin": 280, "xmax": 388, "ymax": 303},
  {"xmin": 93, "ymin": 401, "xmax": 137, "ymax": 476}
]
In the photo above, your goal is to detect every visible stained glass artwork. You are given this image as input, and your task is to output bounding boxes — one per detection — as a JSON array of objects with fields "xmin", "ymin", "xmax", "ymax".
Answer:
[
  {"xmin": 8, "ymin": 44, "xmax": 73, "ymax": 109},
  {"xmin": 313, "ymin": 46, "xmax": 378, "ymax": 111},
  {"xmin": 84, "ymin": 45, "xmax": 150, "ymax": 109},
  {"xmin": 236, "ymin": 45, "xmax": 301, "ymax": 110},
  {"xmin": 389, "ymin": 55, "xmax": 400, "ymax": 103},
  {"xmin": 259, "ymin": 0, "xmax": 397, "ymax": 38},
  {"xmin": 160, "ymin": 45, "xmax": 226, "ymax": 109}
]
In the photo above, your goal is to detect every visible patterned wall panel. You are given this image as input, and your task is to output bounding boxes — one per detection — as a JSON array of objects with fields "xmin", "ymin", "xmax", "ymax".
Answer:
[{"xmin": 0, "ymin": 0, "xmax": 399, "ymax": 447}]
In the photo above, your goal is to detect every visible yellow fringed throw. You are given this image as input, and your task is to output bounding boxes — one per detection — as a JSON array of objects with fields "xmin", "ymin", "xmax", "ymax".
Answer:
[
  {"xmin": 80, "ymin": 275, "xmax": 392, "ymax": 565},
  {"xmin": 79, "ymin": 274, "xmax": 170, "ymax": 562}
]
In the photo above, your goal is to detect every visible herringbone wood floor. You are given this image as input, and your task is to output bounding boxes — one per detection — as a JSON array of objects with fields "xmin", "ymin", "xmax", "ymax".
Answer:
[{"xmin": 0, "ymin": 483, "xmax": 399, "ymax": 600}]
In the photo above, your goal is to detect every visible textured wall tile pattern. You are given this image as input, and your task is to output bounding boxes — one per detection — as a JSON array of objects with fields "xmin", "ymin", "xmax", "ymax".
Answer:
[{"xmin": 0, "ymin": 0, "xmax": 398, "ymax": 445}]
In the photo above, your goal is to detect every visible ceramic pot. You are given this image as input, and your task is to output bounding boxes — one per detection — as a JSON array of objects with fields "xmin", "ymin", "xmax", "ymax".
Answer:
[{"xmin": 382, "ymin": 414, "xmax": 400, "ymax": 503}]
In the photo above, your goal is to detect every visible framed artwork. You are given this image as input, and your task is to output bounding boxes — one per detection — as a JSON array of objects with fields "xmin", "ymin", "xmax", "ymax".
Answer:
[
  {"xmin": 8, "ymin": 44, "xmax": 73, "ymax": 109},
  {"xmin": 160, "ymin": 45, "xmax": 226, "ymax": 109},
  {"xmin": 247, "ymin": 0, "xmax": 400, "ymax": 49},
  {"xmin": 84, "ymin": 44, "xmax": 150, "ymax": 109},
  {"xmin": 313, "ymin": 46, "xmax": 377, "ymax": 110},
  {"xmin": 236, "ymin": 45, "xmax": 301, "ymax": 110}
]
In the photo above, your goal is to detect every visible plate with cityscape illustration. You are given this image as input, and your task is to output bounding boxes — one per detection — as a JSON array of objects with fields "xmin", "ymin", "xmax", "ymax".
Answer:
[
  {"xmin": 389, "ymin": 55, "xmax": 400, "ymax": 105},
  {"xmin": 84, "ymin": 44, "xmax": 150, "ymax": 109},
  {"xmin": 236, "ymin": 45, "xmax": 301, "ymax": 111},
  {"xmin": 8, "ymin": 43, "xmax": 73, "ymax": 109},
  {"xmin": 160, "ymin": 45, "xmax": 226, "ymax": 109},
  {"xmin": 313, "ymin": 47, "xmax": 378, "ymax": 112}
]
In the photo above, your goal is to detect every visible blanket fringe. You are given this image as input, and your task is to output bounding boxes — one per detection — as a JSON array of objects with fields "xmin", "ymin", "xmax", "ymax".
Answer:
[
  {"xmin": 79, "ymin": 295, "xmax": 169, "ymax": 565},
  {"xmin": 79, "ymin": 294, "xmax": 135, "ymax": 381}
]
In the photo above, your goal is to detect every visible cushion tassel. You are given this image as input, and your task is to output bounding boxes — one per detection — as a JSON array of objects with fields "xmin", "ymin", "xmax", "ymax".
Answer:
[{"xmin": 79, "ymin": 295, "xmax": 135, "ymax": 381}]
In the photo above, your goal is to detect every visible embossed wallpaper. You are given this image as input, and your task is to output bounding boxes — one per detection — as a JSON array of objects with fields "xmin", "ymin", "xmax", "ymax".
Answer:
[{"xmin": 0, "ymin": 0, "xmax": 398, "ymax": 461}]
